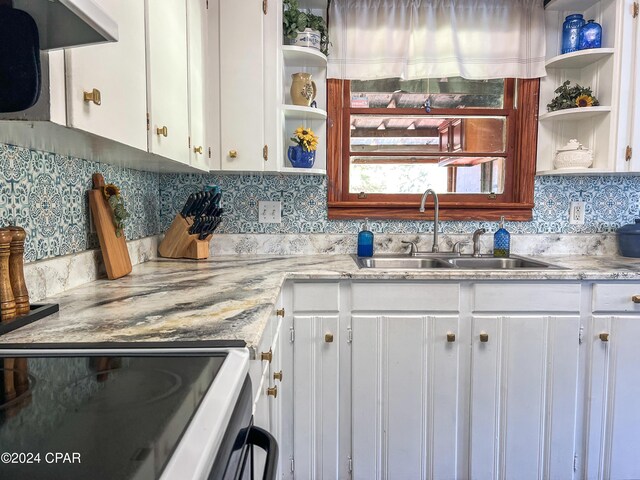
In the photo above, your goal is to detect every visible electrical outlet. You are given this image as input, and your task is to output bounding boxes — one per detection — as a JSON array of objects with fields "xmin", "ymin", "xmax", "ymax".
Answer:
[
  {"xmin": 258, "ymin": 201, "xmax": 282, "ymax": 224},
  {"xmin": 569, "ymin": 201, "xmax": 585, "ymax": 225}
]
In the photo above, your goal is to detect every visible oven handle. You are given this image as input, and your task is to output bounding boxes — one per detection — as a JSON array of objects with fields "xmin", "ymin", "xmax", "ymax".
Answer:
[{"xmin": 247, "ymin": 426, "xmax": 278, "ymax": 480}]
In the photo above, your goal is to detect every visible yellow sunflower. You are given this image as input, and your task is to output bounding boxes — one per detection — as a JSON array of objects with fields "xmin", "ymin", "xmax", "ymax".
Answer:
[{"xmin": 575, "ymin": 95, "xmax": 594, "ymax": 108}]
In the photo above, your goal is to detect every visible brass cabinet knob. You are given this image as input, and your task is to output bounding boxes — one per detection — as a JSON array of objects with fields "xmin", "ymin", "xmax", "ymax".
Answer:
[
  {"xmin": 276, "ymin": 308, "xmax": 285, "ymax": 317},
  {"xmin": 193, "ymin": 146, "xmax": 203, "ymax": 154},
  {"xmin": 267, "ymin": 386, "xmax": 278, "ymax": 398},
  {"xmin": 599, "ymin": 332, "xmax": 610, "ymax": 342},
  {"xmin": 261, "ymin": 349, "xmax": 273, "ymax": 363},
  {"xmin": 83, "ymin": 88, "xmax": 101, "ymax": 105},
  {"xmin": 273, "ymin": 370, "xmax": 283, "ymax": 382},
  {"xmin": 229, "ymin": 150, "xmax": 238, "ymax": 158},
  {"xmin": 632, "ymin": 295, "xmax": 640, "ymax": 304},
  {"xmin": 325, "ymin": 333, "xmax": 334, "ymax": 343},
  {"xmin": 479, "ymin": 331, "xmax": 489, "ymax": 343},
  {"xmin": 156, "ymin": 126, "xmax": 168, "ymax": 137},
  {"xmin": 446, "ymin": 332, "xmax": 456, "ymax": 342}
]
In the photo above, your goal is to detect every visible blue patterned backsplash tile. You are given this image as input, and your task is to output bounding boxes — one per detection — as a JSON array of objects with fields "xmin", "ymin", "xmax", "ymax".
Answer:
[
  {"xmin": 0, "ymin": 143, "xmax": 159, "ymax": 262},
  {"xmin": 159, "ymin": 172, "xmax": 640, "ymax": 236}
]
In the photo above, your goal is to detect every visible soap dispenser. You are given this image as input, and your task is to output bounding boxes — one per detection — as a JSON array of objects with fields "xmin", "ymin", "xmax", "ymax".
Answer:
[
  {"xmin": 357, "ymin": 218, "xmax": 374, "ymax": 257},
  {"xmin": 493, "ymin": 216, "xmax": 510, "ymax": 258}
]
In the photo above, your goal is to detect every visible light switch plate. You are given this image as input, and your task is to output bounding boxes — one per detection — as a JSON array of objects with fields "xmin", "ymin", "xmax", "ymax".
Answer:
[
  {"xmin": 258, "ymin": 201, "xmax": 282, "ymax": 224},
  {"xmin": 569, "ymin": 201, "xmax": 585, "ymax": 225}
]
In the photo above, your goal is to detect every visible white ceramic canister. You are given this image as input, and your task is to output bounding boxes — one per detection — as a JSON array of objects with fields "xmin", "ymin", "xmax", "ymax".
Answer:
[
  {"xmin": 290, "ymin": 28, "xmax": 321, "ymax": 50},
  {"xmin": 553, "ymin": 139, "xmax": 593, "ymax": 169}
]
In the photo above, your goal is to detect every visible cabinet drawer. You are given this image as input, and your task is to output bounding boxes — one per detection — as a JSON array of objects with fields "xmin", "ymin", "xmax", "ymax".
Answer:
[
  {"xmin": 473, "ymin": 283, "xmax": 580, "ymax": 312},
  {"xmin": 293, "ymin": 282, "xmax": 339, "ymax": 311},
  {"xmin": 593, "ymin": 283, "xmax": 640, "ymax": 312},
  {"xmin": 351, "ymin": 282, "xmax": 460, "ymax": 311}
]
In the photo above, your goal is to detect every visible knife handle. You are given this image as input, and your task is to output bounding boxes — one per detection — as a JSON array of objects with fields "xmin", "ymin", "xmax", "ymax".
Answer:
[{"xmin": 181, "ymin": 193, "xmax": 196, "ymax": 218}]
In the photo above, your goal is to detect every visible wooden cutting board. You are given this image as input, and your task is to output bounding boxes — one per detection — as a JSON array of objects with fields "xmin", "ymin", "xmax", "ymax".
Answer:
[{"xmin": 88, "ymin": 173, "xmax": 132, "ymax": 280}]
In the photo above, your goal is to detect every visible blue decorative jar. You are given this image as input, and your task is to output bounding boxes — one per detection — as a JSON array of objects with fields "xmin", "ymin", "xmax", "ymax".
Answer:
[
  {"xmin": 287, "ymin": 145, "xmax": 316, "ymax": 168},
  {"xmin": 562, "ymin": 13, "xmax": 585, "ymax": 54},
  {"xmin": 579, "ymin": 19, "xmax": 602, "ymax": 50}
]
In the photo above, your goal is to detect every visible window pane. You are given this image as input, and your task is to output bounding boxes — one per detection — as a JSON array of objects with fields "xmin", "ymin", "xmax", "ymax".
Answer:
[
  {"xmin": 350, "ymin": 116, "xmax": 506, "ymax": 154},
  {"xmin": 350, "ymin": 77, "xmax": 505, "ymax": 109},
  {"xmin": 349, "ymin": 157, "xmax": 505, "ymax": 195}
]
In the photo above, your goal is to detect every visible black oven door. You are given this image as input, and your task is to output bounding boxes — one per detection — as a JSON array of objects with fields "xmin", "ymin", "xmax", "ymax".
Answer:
[{"xmin": 209, "ymin": 377, "xmax": 278, "ymax": 480}]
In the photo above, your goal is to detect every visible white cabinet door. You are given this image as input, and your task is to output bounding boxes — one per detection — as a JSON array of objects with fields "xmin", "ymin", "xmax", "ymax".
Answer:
[
  {"xmin": 218, "ymin": 0, "xmax": 266, "ymax": 171},
  {"xmin": 290, "ymin": 314, "xmax": 341, "ymax": 479},
  {"xmin": 65, "ymin": 0, "xmax": 147, "ymax": 151},
  {"xmin": 187, "ymin": 0, "xmax": 208, "ymax": 171},
  {"xmin": 586, "ymin": 315, "xmax": 640, "ymax": 480},
  {"xmin": 145, "ymin": 0, "xmax": 190, "ymax": 164},
  {"xmin": 350, "ymin": 314, "xmax": 463, "ymax": 480},
  {"xmin": 470, "ymin": 315, "xmax": 581, "ymax": 480}
]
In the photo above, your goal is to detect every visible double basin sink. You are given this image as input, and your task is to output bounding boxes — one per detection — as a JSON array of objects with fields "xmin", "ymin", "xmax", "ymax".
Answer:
[{"xmin": 355, "ymin": 254, "xmax": 562, "ymax": 270}]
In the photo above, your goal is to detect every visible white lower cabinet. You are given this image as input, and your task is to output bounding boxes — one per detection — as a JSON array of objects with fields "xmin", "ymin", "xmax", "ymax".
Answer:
[
  {"xmin": 469, "ymin": 315, "xmax": 581, "ymax": 480},
  {"xmin": 350, "ymin": 314, "xmax": 462, "ymax": 480},
  {"xmin": 585, "ymin": 282, "xmax": 640, "ymax": 479},
  {"xmin": 277, "ymin": 280, "xmax": 638, "ymax": 480}
]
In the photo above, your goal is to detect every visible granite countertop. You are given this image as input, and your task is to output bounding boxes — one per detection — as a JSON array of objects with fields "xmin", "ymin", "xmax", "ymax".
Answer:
[{"xmin": 2, "ymin": 254, "xmax": 640, "ymax": 351}]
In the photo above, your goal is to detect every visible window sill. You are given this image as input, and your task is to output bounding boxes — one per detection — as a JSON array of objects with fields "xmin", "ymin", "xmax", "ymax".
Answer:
[{"xmin": 327, "ymin": 203, "xmax": 534, "ymax": 221}]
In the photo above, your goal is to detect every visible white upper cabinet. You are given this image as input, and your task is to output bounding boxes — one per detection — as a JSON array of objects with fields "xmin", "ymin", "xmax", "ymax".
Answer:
[
  {"xmin": 145, "ymin": 0, "xmax": 191, "ymax": 165},
  {"xmin": 187, "ymin": 0, "xmax": 209, "ymax": 171},
  {"xmin": 211, "ymin": 0, "xmax": 328, "ymax": 173},
  {"xmin": 538, "ymin": 0, "xmax": 640, "ymax": 174},
  {"xmin": 217, "ymin": 0, "xmax": 270, "ymax": 171},
  {"xmin": 65, "ymin": 0, "xmax": 147, "ymax": 151}
]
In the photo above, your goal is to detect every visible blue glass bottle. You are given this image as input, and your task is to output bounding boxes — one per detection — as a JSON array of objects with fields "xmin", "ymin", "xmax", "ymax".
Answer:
[
  {"xmin": 579, "ymin": 19, "xmax": 602, "ymax": 50},
  {"xmin": 357, "ymin": 218, "xmax": 374, "ymax": 257},
  {"xmin": 493, "ymin": 216, "xmax": 510, "ymax": 258},
  {"xmin": 562, "ymin": 14, "xmax": 585, "ymax": 54}
]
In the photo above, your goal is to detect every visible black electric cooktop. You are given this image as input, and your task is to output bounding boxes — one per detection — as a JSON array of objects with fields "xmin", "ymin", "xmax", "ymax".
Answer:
[{"xmin": 0, "ymin": 344, "xmax": 231, "ymax": 480}]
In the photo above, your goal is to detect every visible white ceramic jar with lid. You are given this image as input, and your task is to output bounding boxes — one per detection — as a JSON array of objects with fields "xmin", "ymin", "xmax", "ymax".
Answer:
[{"xmin": 554, "ymin": 139, "xmax": 593, "ymax": 169}]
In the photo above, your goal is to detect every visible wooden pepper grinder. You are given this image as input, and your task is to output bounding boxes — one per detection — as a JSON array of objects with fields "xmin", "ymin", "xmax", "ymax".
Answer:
[
  {"xmin": 8, "ymin": 226, "xmax": 29, "ymax": 315},
  {"xmin": 0, "ymin": 228, "xmax": 16, "ymax": 323}
]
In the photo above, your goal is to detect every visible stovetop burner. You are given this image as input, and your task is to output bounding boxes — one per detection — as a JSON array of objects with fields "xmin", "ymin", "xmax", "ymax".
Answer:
[{"xmin": 61, "ymin": 367, "xmax": 183, "ymax": 412}]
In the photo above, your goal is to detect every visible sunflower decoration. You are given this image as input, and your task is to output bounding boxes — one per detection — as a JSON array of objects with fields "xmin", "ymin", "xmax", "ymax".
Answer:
[
  {"xmin": 547, "ymin": 80, "xmax": 600, "ymax": 112},
  {"xmin": 575, "ymin": 94, "xmax": 594, "ymax": 108},
  {"xmin": 291, "ymin": 126, "xmax": 319, "ymax": 152},
  {"xmin": 102, "ymin": 182, "xmax": 130, "ymax": 238}
]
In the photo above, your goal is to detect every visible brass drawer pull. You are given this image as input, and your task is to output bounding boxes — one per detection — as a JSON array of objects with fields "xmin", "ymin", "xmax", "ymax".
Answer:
[
  {"xmin": 632, "ymin": 295, "xmax": 640, "ymax": 304},
  {"xmin": 156, "ymin": 126, "xmax": 168, "ymax": 137},
  {"xmin": 261, "ymin": 349, "xmax": 272, "ymax": 363},
  {"xmin": 276, "ymin": 308, "xmax": 285, "ymax": 317},
  {"xmin": 273, "ymin": 370, "xmax": 283, "ymax": 382},
  {"xmin": 599, "ymin": 332, "xmax": 610, "ymax": 342},
  {"xmin": 479, "ymin": 331, "xmax": 489, "ymax": 343},
  {"xmin": 267, "ymin": 386, "xmax": 278, "ymax": 398},
  {"xmin": 446, "ymin": 332, "xmax": 456, "ymax": 343},
  {"xmin": 229, "ymin": 150, "xmax": 238, "ymax": 158},
  {"xmin": 193, "ymin": 146, "xmax": 203, "ymax": 154},
  {"xmin": 325, "ymin": 333, "xmax": 334, "ymax": 343},
  {"xmin": 83, "ymin": 88, "xmax": 101, "ymax": 105}
]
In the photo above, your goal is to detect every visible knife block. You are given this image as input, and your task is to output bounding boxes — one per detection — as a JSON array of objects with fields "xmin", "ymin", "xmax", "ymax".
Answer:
[{"xmin": 158, "ymin": 215, "xmax": 212, "ymax": 260}]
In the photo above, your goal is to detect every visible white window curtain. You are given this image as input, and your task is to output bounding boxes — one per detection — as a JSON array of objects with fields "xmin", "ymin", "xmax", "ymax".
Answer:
[{"xmin": 327, "ymin": 0, "xmax": 546, "ymax": 80}]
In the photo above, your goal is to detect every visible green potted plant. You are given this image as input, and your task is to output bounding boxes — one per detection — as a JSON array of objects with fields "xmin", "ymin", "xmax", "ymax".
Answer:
[{"xmin": 283, "ymin": 0, "xmax": 329, "ymax": 56}]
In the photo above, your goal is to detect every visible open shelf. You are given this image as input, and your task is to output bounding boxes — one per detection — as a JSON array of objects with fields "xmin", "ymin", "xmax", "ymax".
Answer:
[
  {"xmin": 536, "ymin": 168, "xmax": 613, "ymax": 176},
  {"xmin": 544, "ymin": 0, "xmax": 600, "ymax": 11},
  {"xmin": 283, "ymin": 46, "xmax": 327, "ymax": 67},
  {"xmin": 539, "ymin": 106, "xmax": 611, "ymax": 121},
  {"xmin": 283, "ymin": 105, "xmax": 328, "ymax": 120},
  {"xmin": 545, "ymin": 48, "xmax": 615, "ymax": 69}
]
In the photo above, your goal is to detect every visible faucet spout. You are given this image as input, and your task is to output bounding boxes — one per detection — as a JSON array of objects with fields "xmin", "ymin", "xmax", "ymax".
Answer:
[
  {"xmin": 472, "ymin": 228, "xmax": 487, "ymax": 257},
  {"xmin": 419, "ymin": 189, "xmax": 439, "ymax": 253}
]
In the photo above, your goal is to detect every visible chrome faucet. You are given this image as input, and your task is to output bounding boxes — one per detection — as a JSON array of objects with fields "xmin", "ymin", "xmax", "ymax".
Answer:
[
  {"xmin": 472, "ymin": 228, "xmax": 486, "ymax": 257},
  {"xmin": 419, "ymin": 189, "xmax": 439, "ymax": 253}
]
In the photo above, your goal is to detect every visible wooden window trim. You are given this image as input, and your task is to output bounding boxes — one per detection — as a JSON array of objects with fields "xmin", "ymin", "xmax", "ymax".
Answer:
[{"xmin": 326, "ymin": 78, "xmax": 539, "ymax": 221}]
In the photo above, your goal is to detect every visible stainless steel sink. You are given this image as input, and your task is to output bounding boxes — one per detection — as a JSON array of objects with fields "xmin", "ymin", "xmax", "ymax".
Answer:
[
  {"xmin": 446, "ymin": 256, "xmax": 560, "ymax": 269},
  {"xmin": 354, "ymin": 255, "xmax": 455, "ymax": 269},
  {"xmin": 354, "ymin": 254, "xmax": 562, "ymax": 270}
]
